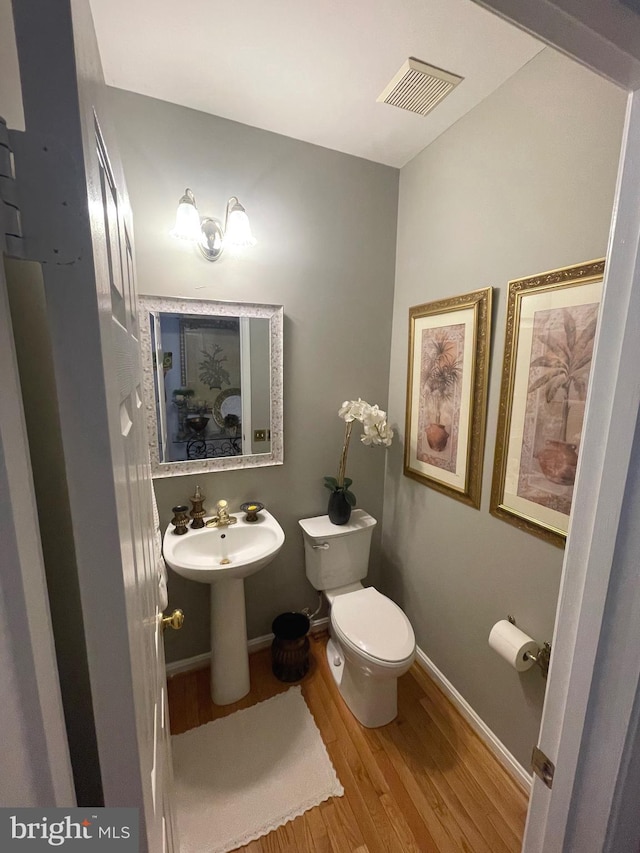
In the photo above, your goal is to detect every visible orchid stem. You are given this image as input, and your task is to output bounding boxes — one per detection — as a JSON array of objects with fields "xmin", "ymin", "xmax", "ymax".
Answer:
[{"xmin": 337, "ymin": 421, "xmax": 354, "ymax": 488}]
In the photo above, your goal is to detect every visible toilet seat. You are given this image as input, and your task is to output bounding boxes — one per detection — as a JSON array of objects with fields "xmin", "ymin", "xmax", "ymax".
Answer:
[{"xmin": 331, "ymin": 587, "xmax": 415, "ymax": 664}]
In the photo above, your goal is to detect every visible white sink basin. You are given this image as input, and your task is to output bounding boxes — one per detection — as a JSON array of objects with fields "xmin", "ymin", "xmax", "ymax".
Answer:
[
  {"xmin": 163, "ymin": 510, "xmax": 285, "ymax": 582},
  {"xmin": 162, "ymin": 508, "xmax": 285, "ymax": 706}
]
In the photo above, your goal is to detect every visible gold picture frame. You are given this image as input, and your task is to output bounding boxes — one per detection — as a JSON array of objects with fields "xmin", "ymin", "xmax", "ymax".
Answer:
[
  {"xmin": 404, "ymin": 288, "xmax": 492, "ymax": 508},
  {"xmin": 490, "ymin": 259, "xmax": 605, "ymax": 547}
]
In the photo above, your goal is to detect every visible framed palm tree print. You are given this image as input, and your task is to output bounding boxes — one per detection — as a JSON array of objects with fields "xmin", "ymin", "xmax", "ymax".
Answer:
[
  {"xmin": 490, "ymin": 259, "xmax": 605, "ymax": 547},
  {"xmin": 404, "ymin": 287, "xmax": 492, "ymax": 508}
]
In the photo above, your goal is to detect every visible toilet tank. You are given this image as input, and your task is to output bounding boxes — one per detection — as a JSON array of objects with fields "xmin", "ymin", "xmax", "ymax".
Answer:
[{"xmin": 298, "ymin": 509, "xmax": 377, "ymax": 591}]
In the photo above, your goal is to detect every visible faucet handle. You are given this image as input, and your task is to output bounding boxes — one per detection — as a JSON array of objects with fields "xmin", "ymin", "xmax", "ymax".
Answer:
[
  {"xmin": 216, "ymin": 499, "xmax": 230, "ymax": 519},
  {"xmin": 204, "ymin": 499, "xmax": 237, "ymax": 528}
]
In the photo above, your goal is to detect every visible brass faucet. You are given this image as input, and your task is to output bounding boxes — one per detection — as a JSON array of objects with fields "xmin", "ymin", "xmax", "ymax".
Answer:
[{"xmin": 205, "ymin": 499, "xmax": 238, "ymax": 528}]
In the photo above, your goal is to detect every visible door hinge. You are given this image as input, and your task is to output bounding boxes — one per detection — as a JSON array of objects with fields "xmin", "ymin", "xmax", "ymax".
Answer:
[{"xmin": 531, "ymin": 745, "xmax": 555, "ymax": 789}]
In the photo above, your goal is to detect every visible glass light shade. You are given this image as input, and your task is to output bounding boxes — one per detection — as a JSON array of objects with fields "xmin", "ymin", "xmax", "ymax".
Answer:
[
  {"xmin": 171, "ymin": 191, "xmax": 201, "ymax": 241},
  {"xmin": 224, "ymin": 203, "xmax": 256, "ymax": 248}
]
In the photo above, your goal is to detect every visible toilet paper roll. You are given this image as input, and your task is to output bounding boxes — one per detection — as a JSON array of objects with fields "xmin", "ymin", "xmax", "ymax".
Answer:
[{"xmin": 488, "ymin": 620, "xmax": 538, "ymax": 672}]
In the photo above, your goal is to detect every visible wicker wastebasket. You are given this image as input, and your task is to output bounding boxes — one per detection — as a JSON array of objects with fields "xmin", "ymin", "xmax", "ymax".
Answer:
[{"xmin": 271, "ymin": 612, "xmax": 311, "ymax": 682}]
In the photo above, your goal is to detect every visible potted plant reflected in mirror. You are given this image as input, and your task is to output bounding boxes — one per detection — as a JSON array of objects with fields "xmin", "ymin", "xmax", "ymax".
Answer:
[
  {"xmin": 172, "ymin": 388, "xmax": 195, "ymax": 440},
  {"xmin": 172, "ymin": 387, "xmax": 194, "ymax": 404},
  {"xmin": 186, "ymin": 415, "xmax": 210, "ymax": 434},
  {"xmin": 224, "ymin": 413, "xmax": 240, "ymax": 436}
]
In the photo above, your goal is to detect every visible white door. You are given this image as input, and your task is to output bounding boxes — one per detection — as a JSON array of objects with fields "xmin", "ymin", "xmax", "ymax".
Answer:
[
  {"xmin": 11, "ymin": 2, "xmax": 177, "ymax": 850},
  {"xmin": 473, "ymin": 3, "xmax": 640, "ymax": 850},
  {"xmin": 94, "ymin": 120, "xmax": 178, "ymax": 852}
]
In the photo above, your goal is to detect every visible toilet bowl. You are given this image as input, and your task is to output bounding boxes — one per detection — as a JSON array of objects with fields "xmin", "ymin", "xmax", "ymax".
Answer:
[
  {"xmin": 299, "ymin": 510, "xmax": 416, "ymax": 727},
  {"xmin": 326, "ymin": 585, "xmax": 415, "ymax": 727}
]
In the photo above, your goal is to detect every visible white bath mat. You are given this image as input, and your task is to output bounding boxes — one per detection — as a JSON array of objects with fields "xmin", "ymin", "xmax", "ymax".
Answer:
[{"xmin": 172, "ymin": 686, "xmax": 343, "ymax": 853}]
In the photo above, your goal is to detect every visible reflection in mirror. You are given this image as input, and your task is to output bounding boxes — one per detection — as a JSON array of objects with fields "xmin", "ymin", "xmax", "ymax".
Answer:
[{"xmin": 139, "ymin": 297, "xmax": 283, "ymax": 477}]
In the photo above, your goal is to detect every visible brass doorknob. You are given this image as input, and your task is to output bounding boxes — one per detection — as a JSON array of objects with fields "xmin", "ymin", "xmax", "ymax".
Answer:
[{"xmin": 162, "ymin": 609, "xmax": 184, "ymax": 631}]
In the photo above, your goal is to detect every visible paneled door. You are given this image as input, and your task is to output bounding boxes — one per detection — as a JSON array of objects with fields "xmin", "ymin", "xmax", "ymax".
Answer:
[{"xmin": 94, "ymin": 119, "xmax": 177, "ymax": 853}]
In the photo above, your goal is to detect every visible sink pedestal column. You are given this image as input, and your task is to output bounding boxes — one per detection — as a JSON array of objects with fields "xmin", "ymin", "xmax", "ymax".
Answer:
[{"xmin": 210, "ymin": 579, "xmax": 250, "ymax": 705}]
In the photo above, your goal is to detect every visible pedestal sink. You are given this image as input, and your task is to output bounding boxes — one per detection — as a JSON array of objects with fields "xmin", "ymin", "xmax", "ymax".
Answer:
[{"xmin": 163, "ymin": 510, "xmax": 285, "ymax": 705}]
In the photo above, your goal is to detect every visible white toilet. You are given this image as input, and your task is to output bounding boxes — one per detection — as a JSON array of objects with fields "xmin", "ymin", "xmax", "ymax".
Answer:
[{"xmin": 299, "ymin": 509, "xmax": 415, "ymax": 727}]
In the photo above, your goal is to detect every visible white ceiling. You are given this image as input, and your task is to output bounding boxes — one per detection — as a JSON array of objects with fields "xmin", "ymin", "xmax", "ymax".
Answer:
[{"xmin": 89, "ymin": 0, "xmax": 543, "ymax": 168}]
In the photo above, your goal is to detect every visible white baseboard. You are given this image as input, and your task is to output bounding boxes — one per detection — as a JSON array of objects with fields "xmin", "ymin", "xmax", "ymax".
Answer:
[
  {"xmin": 165, "ymin": 616, "xmax": 330, "ymax": 678},
  {"xmin": 414, "ymin": 645, "xmax": 532, "ymax": 793},
  {"xmin": 166, "ymin": 651, "xmax": 211, "ymax": 677}
]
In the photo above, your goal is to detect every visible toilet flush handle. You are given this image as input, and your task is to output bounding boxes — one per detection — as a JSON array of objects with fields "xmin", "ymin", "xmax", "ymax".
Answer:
[{"xmin": 312, "ymin": 542, "xmax": 330, "ymax": 550}]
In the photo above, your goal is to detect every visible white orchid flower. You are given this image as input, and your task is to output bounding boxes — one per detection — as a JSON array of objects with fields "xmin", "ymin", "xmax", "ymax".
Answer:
[
  {"xmin": 361, "ymin": 419, "xmax": 394, "ymax": 447},
  {"xmin": 331, "ymin": 397, "xmax": 394, "ymax": 496},
  {"xmin": 363, "ymin": 404, "xmax": 386, "ymax": 426},
  {"xmin": 339, "ymin": 398, "xmax": 371, "ymax": 423}
]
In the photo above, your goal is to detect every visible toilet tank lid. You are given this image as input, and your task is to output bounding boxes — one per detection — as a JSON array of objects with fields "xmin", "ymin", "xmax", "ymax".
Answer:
[{"xmin": 298, "ymin": 509, "xmax": 376, "ymax": 539}]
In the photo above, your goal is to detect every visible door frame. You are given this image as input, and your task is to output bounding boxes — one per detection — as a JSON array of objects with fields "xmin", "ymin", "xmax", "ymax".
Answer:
[
  {"xmin": 9, "ymin": 0, "xmax": 146, "ymax": 810},
  {"xmin": 1, "ymin": 1, "xmax": 74, "ymax": 809},
  {"xmin": 0, "ymin": 245, "xmax": 75, "ymax": 805},
  {"xmin": 474, "ymin": 2, "xmax": 640, "ymax": 850}
]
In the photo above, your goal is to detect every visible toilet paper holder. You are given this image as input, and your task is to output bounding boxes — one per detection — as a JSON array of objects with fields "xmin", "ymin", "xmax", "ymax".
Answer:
[{"xmin": 507, "ymin": 615, "xmax": 552, "ymax": 678}]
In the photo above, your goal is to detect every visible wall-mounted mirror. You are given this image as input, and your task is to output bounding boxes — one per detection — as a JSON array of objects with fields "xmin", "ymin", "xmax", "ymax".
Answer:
[{"xmin": 139, "ymin": 296, "xmax": 283, "ymax": 477}]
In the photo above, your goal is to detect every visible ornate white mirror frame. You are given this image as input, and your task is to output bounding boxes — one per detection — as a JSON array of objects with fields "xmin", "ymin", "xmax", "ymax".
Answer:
[{"xmin": 139, "ymin": 295, "xmax": 283, "ymax": 477}]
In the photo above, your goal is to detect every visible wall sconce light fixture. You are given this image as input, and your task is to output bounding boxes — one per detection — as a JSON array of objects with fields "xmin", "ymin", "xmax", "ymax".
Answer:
[{"xmin": 171, "ymin": 188, "xmax": 255, "ymax": 262}]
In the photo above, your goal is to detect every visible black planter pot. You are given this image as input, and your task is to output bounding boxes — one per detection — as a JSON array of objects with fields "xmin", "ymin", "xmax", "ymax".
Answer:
[{"xmin": 328, "ymin": 490, "xmax": 352, "ymax": 525}]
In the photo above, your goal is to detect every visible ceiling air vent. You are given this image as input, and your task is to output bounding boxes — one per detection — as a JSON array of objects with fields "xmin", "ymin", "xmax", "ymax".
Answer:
[{"xmin": 377, "ymin": 57, "xmax": 463, "ymax": 116}]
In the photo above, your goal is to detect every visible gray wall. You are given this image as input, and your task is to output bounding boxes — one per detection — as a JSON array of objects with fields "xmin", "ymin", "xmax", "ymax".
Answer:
[
  {"xmin": 382, "ymin": 48, "xmax": 626, "ymax": 769},
  {"xmin": 107, "ymin": 89, "xmax": 399, "ymax": 663},
  {"xmin": 0, "ymin": 0, "xmax": 24, "ymax": 130}
]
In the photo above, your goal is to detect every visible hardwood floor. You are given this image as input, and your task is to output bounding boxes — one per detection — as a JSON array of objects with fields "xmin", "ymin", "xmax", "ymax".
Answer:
[{"xmin": 167, "ymin": 633, "xmax": 529, "ymax": 852}]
